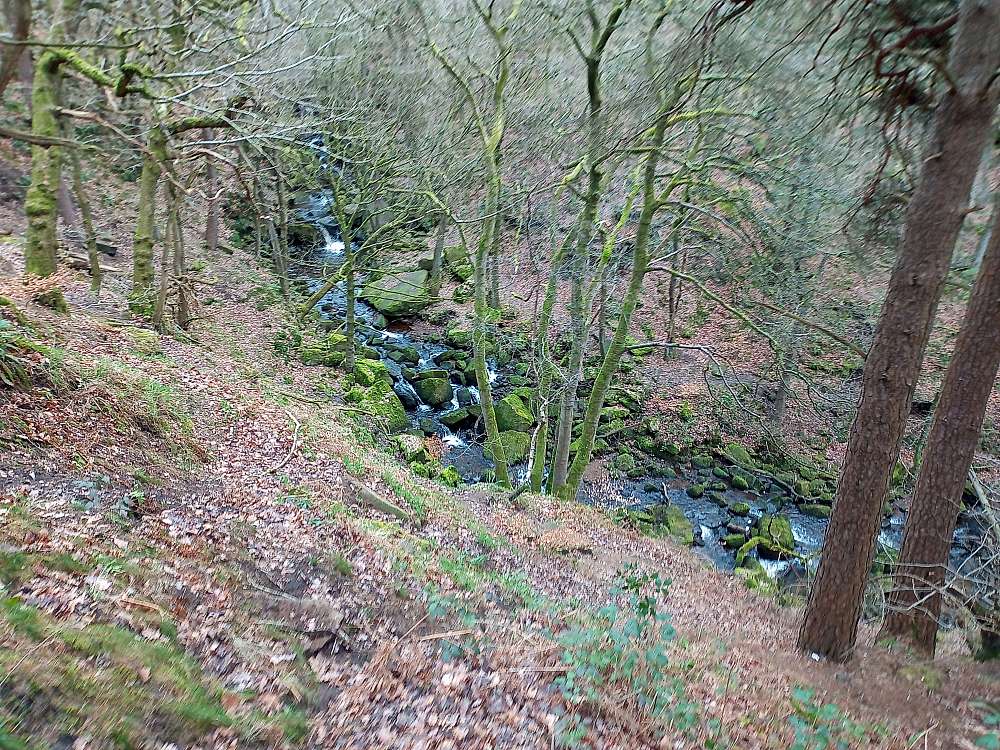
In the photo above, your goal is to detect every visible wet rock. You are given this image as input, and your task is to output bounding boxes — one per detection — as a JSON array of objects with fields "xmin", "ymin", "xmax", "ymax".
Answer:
[
  {"xmin": 691, "ymin": 454, "xmax": 714, "ymax": 469},
  {"xmin": 440, "ymin": 407, "xmax": 474, "ymax": 428},
  {"xmin": 456, "ymin": 387, "xmax": 473, "ymax": 406},
  {"xmin": 413, "ymin": 377, "xmax": 453, "ymax": 406},
  {"xmin": 418, "ymin": 417, "xmax": 437, "ymax": 434},
  {"xmin": 729, "ymin": 501, "xmax": 751, "ymax": 516},
  {"xmin": 410, "ymin": 368, "xmax": 450, "ymax": 381},
  {"xmin": 722, "ymin": 533, "xmax": 746, "ymax": 549},
  {"xmin": 686, "ymin": 484, "xmax": 705, "ymax": 499},
  {"xmin": 393, "ymin": 381, "xmax": 419, "ymax": 409},
  {"xmin": 800, "ymin": 503, "xmax": 831, "ymax": 519},
  {"xmin": 755, "ymin": 514, "xmax": 795, "ymax": 559},
  {"xmin": 446, "ymin": 326, "xmax": 474, "ymax": 349},
  {"xmin": 731, "ymin": 475, "xmax": 750, "ymax": 491}
]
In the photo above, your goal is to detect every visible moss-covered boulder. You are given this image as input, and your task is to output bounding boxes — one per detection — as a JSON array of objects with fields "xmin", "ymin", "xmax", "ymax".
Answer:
[
  {"xmin": 731, "ymin": 475, "xmax": 750, "ymax": 491},
  {"xmin": 344, "ymin": 379, "xmax": 408, "ymax": 433},
  {"xmin": 486, "ymin": 430, "xmax": 530, "ymax": 464},
  {"xmin": 613, "ymin": 452, "xmax": 636, "ymax": 473},
  {"xmin": 353, "ymin": 357, "xmax": 392, "ymax": 387},
  {"xmin": 686, "ymin": 484, "xmax": 705, "ymax": 499},
  {"xmin": 301, "ymin": 332, "xmax": 349, "ymax": 367},
  {"xmin": 722, "ymin": 533, "xmax": 746, "ymax": 549},
  {"xmin": 729, "ymin": 501, "xmax": 751, "ymax": 516},
  {"xmin": 724, "ymin": 442, "xmax": 753, "ymax": 466},
  {"xmin": 799, "ymin": 503, "xmax": 831, "ymax": 519},
  {"xmin": 413, "ymin": 377, "xmax": 453, "ymax": 406},
  {"xmin": 445, "ymin": 327, "xmax": 473, "ymax": 349},
  {"xmin": 444, "ymin": 244, "xmax": 473, "ymax": 281},
  {"xmin": 439, "ymin": 466, "xmax": 463, "ymax": 488},
  {"xmin": 440, "ymin": 407, "xmax": 474, "ymax": 428},
  {"xmin": 393, "ymin": 434, "xmax": 429, "ymax": 463},
  {"xmin": 495, "ymin": 393, "xmax": 533, "ymax": 433},
  {"xmin": 361, "ymin": 270, "xmax": 431, "ymax": 318},
  {"xmin": 648, "ymin": 504, "xmax": 695, "ymax": 545},
  {"xmin": 755, "ymin": 514, "xmax": 795, "ymax": 558},
  {"xmin": 691, "ymin": 454, "xmax": 714, "ymax": 469}
]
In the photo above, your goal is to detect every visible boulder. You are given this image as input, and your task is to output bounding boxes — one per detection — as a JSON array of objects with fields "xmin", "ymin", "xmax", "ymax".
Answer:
[
  {"xmin": 418, "ymin": 417, "xmax": 437, "ymax": 434},
  {"xmin": 686, "ymin": 484, "xmax": 704, "ymax": 499},
  {"xmin": 353, "ymin": 358, "xmax": 391, "ymax": 387},
  {"xmin": 722, "ymin": 533, "xmax": 746, "ymax": 549},
  {"xmin": 445, "ymin": 244, "xmax": 473, "ymax": 281},
  {"xmin": 393, "ymin": 434, "xmax": 429, "ymax": 463},
  {"xmin": 456, "ymin": 387, "xmax": 473, "ymax": 406},
  {"xmin": 446, "ymin": 327, "xmax": 474, "ymax": 349},
  {"xmin": 647, "ymin": 504, "xmax": 694, "ymax": 545},
  {"xmin": 729, "ymin": 501, "xmax": 751, "ymax": 516},
  {"xmin": 495, "ymin": 393, "xmax": 533, "ymax": 433},
  {"xmin": 799, "ymin": 503, "xmax": 831, "ymax": 519},
  {"xmin": 393, "ymin": 381, "xmax": 420, "ymax": 409},
  {"xmin": 361, "ymin": 270, "xmax": 431, "ymax": 317},
  {"xmin": 413, "ymin": 377, "xmax": 454, "ymax": 406},
  {"xmin": 440, "ymin": 407, "xmax": 474, "ymax": 428},
  {"xmin": 301, "ymin": 333, "xmax": 349, "ymax": 367},
  {"xmin": 411, "ymin": 368, "xmax": 450, "ymax": 381},
  {"xmin": 724, "ymin": 442, "xmax": 753, "ymax": 466},
  {"xmin": 755, "ymin": 514, "xmax": 795, "ymax": 559},
  {"xmin": 486, "ymin": 430, "xmax": 530, "ymax": 464}
]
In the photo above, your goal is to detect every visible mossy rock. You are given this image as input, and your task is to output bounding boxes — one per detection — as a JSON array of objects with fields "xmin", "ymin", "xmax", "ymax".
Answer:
[
  {"xmin": 393, "ymin": 434, "xmax": 429, "ymax": 463},
  {"xmin": 648, "ymin": 504, "xmax": 694, "ymax": 545},
  {"xmin": 302, "ymin": 333, "xmax": 349, "ymax": 367},
  {"xmin": 453, "ymin": 282, "xmax": 473, "ymax": 304},
  {"xmin": 411, "ymin": 368, "xmax": 450, "ymax": 381},
  {"xmin": 345, "ymin": 378, "xmax": 408, "ymax": 433},
  {"xmin": 601, "ymin": 406, "xmax": 631, "ymax": 423},
  {"xmin": 413, "ymin": 377, "xmax": 453, "ymax": 406},
  {"xmin": 800, "ymin": 503, "xmax": 831, "ymax": 519},
  {"xmin": 486, "ymin": 430, "xmax": 530, "ymax": 464},
  {"xmin": 637, "ymin": 435, "xmax": 656, "ymax": 455},
  {"xmin": 440, "ymin": 407, "xmax": 474, "ymax": 427},
  {"xmin": 445, "ymin": 327, "xmax": 473, "ymax": 349},
  {"xmin": 712, "ymin": 466, "xmax": 730, "ymax": 480},
  {"xmin": 613, "ymin": 452, "xmax": 636, "ymax": 473},
  {"xmin": 353, "ymin": 357, "xmax": 392, "ymax": 387},
  {"xmin": 438, "ymin": 466, "xmax": 463, "ymax": 488},
  {"xmin": 444, "ymin": 244, "xmax": 473, "ymax": 281},
  {"xmin": 495, "ymin": 393, "xmax": 533, "ymax": 432},
  {"xmin": 691, "ymin": 454, "xmax": 714, "ymax": 469},
  {"xmin": 731, "ymin": 475, "xmax": 750, "ymax": 491},
  {"xmin": 755, "ymin": 514, "xmax": 795, "ymax": 559},
  {"xmin": 361, "ymin": 269, "xmax": 431, "ymax": 317},
  {"xmin": 686, "ymin": 484, "xmax": 705, "ymax": 499},
  {"xmin": 795, "ymin": 480, "xmax": 812, "ymax": 498},
  {"xmin": 125, "ymin": 327, "xmax": 161, "ymax": 356},
  {"xmin": 709, "ymin": 481, "xmax": 728, "ymax": 492},
  {"xmin": 654, "ymin": 440, "xmax": 681, "ymax": 458},
  {"xmin": 724, "ymin": 442, "xmax": 753, "ymax": 466},
  {"xmin": 722, "ymin": 533, "xmax": 746, "ymax": 549},
  {"xmin": 729, "ymin": 501, "xmax": 751, "ymax": 516},
  {"xmin": 809, "ymin": 478, "xmax": 829, "ymax": 496}
]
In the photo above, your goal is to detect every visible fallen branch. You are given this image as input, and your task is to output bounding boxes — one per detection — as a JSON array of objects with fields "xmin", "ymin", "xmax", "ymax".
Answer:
[
  {"xmin": 417, "ymin": 628, "xmax": 474, "ymax": 642},
  {"xmin": 345, "ymin": 475, "xmax": 414, "ymax": 523},
  {"xmin": 268, "ymin": 410, "xmax": 301, "ymax": 474}
]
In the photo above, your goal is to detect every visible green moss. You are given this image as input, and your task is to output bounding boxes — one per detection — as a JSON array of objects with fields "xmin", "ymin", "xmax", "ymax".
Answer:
[
  {"xmin": 729, "ymin": 502, "xmax": 751, "ymax": 516},
  {"xmin": 487, "ymin": 430, "xmax": 530, "ymax": 464},
  {"xmin": 755, "ymin": 514, "xmax": 795, "ymax": 558},
  {"xmin": 799, "ymin": 503, "xmax": 831, "ymax": 519},
  {"xmin": 691, "ymin": 454, "xmax": 713, "ymax": 469},
  {"xmin": 724, "ymin": 442, "xmax": 753, "ymax": 466},
  {"xmin": 686, "ymin": 484, "xmax": 704, "ymax": 499},
  {"xmin": 438, "ymin": 466, "xmax": 463, "ymax": 488},
  {"xmin": 731, "ymin": 475, "xmax": 750, "ymax": 491},
  {"xmin": 494, "ymin": 393, "xmax": 533, "ymax": 432}
]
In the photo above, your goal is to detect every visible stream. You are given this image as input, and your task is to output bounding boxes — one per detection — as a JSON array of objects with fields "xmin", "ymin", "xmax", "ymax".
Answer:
[{"xmin": 289, "ymin": 189, "xmax": 987, "ymax": 590}]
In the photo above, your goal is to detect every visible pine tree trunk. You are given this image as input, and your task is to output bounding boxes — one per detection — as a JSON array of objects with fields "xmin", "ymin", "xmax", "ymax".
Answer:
[
  {"xmin": 880, "ymin": 190, "xmax": 1000, "ymax": 656},
  {"xmin": 797, "ymin": 0, "xmax": 1000, "ymax": 662}
]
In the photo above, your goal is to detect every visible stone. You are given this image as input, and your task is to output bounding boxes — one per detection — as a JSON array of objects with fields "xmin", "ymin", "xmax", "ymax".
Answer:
[
  {"xmin": 731, "ymin": 475, "xmax": 750, "ymax": 491},
  {"xmin": 445, "ymin": 327, "xmax": 473, "ymax": 349},
  {"xmin": 495, "ymin": 393, "xmax": 533, "ymax": 433},
  {"xmin": 456, "ymin": 387, "xmax": 473, "ymax": 406},
  {"xmin": 708, "ymin": 491, "xmax": 728, "ymax": 507},
  {"xmin": 418, "ymin": 417, "xmax": 437, "ymax": 434},
  {"xmin": 438, "ymin": 466, "xmax": 462, "ymax": 488},
  {"xmin": 486, "ymin": 430, "xmax": 530, "ymax": 464},
  {"xmin": 413, "ymin": 377, "xmax": 453, "ymax": 406},
  {"xmin": 440, "ymin": 407, "xmax": 473, "ymax": 428},
  {"xmin": 799, "ymin": 503, "xmax": 831, "ymax": 519},
  {"xmin": 393, "ymin": 434, "xmax": 428, "ymax": 463},
  {"xmin": 361, "ymin": 269, "xmax": 431, "ymax": 317},
  {"xmin": 444, "ymin": 244, "xmax": 474, "ymax": 281},
  {"xmin": 353, "ymin": 358, "xmax": 391, "ymax": 387},
  {"xmin": 613, "ymin": 453, "xmax": 636, "ymax": 473},
  {"xmin": 691, "ymin": 454, "xmax": 714, "ymax": 469},
  {"xmin": 393, "ymin": 381, "xmax": 420, "ymax": 409},
  {"xmin": 755, "ymin": 514, "xmax": 795, "ymax": 559},
  {"xmin": 724, "ymin": 442, "xmax": 753, "ymax": 466},
  {"xmin": 722, "ymin": 533, "xmax": 746, "ymax": 549},
  {"xmin": 301, "ymin": 332, "xmax": 349, "ymax": 367},
  {"xmin": 712, "ymin": 467, "xmax": 730, "ymax": 480},
  {"xmin": 729, "ymin": 502, "xmax": 751, "ymax": 516},
  {"xmin": 648, "ymin": 504, "xmax": 694, "ymax": 545},
  {"xmin": 686, "ymin": 484, "xmax": 704, "ymax": 499}
]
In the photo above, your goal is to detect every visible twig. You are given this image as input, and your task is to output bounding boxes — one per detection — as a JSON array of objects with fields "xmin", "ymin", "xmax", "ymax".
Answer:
[
  {"xmin": 268, "ymin": 410, "xmax": 301, "ymax": 474},
  {"xmin": 417, "ymin": 628, "xmax": 474, "ymax": 642}
]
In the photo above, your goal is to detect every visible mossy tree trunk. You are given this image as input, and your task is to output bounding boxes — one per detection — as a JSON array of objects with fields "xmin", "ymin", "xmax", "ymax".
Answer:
[
  {"xmin": 24, "ymin": 52, "xmax": 63, "ymax": 279},
  {"xmin": 428, "ymin": 211, "xmax": 446, "ymax": 298},
  {"xmin": 132, "ymin": 124, "xmax": 167, "ymax": 298}
]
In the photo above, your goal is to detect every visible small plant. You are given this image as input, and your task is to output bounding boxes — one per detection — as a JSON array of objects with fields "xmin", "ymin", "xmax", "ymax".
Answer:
[
  {"xmin": 973, "ymin": 701, "xmax": 999, "ymax": 749},
  {"xmin": 787, "ymin": 687, "xmax": 886, "ymax": 749},
  {"xmin": 554, "ymin": 566, "xmax": 699, "ymax": 746}
]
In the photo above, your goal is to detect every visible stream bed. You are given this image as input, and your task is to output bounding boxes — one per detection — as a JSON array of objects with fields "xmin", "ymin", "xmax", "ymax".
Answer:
[{"xmin": 289, "ymin": 190, "xmax": 987, "ymax": 589}]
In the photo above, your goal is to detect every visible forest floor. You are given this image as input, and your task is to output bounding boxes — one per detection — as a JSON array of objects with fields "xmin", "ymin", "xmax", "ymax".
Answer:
[{"xmin": 1, "ymin": 233, "xmax": 998, "ymax": 750}]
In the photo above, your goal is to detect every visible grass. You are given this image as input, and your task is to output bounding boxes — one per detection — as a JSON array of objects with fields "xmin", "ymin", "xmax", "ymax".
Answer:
[{"xmin": 81, "ymin": 358, "xmax": 194, "ymax": 439}]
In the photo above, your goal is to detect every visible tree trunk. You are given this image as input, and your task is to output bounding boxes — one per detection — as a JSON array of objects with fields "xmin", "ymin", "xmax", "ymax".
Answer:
[
  {"xmin": 68, "ymin": 147, "xmax": 100, "ymax": 291},
  {"xmin": 429, "ymin": 212, "xmax": 446, "ymax": 298},
  {"xmin": 23, "ymin": 53, "xmax": 63, "ymax": 279},
  {"xmin": 559, "ymin": 112, "xmax": 670, "ymax": 501},
  {"xmin": 880, "ymin": 189, "xmax": 1000, "ymax": 656},
  {"xmin": 344, "ymin": 252, "xmax": 356, "ymax": 373},
  {"xmin": 0, "ymin": 0, "xmax": 31, "ymax": 100},
  {"xmin": 203, "ymin": 127, "xmax": 220, "ymax": 254},
  {"xmin": 797, "ymin": 0, "xmax": 1000, "ymax": 662},
  {"xmin": 132, "ymin": 125, "xmax": 167, "ymax": 297}
]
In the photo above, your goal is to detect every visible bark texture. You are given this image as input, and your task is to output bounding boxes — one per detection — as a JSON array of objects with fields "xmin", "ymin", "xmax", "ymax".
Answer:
[
  {"xmin": 797, "ymin": 0, "xmax": 1000, "ymax": 661},
  {"xmin": 880, "ymin": 189, "xmax": 1000, "ymax": 656}
]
